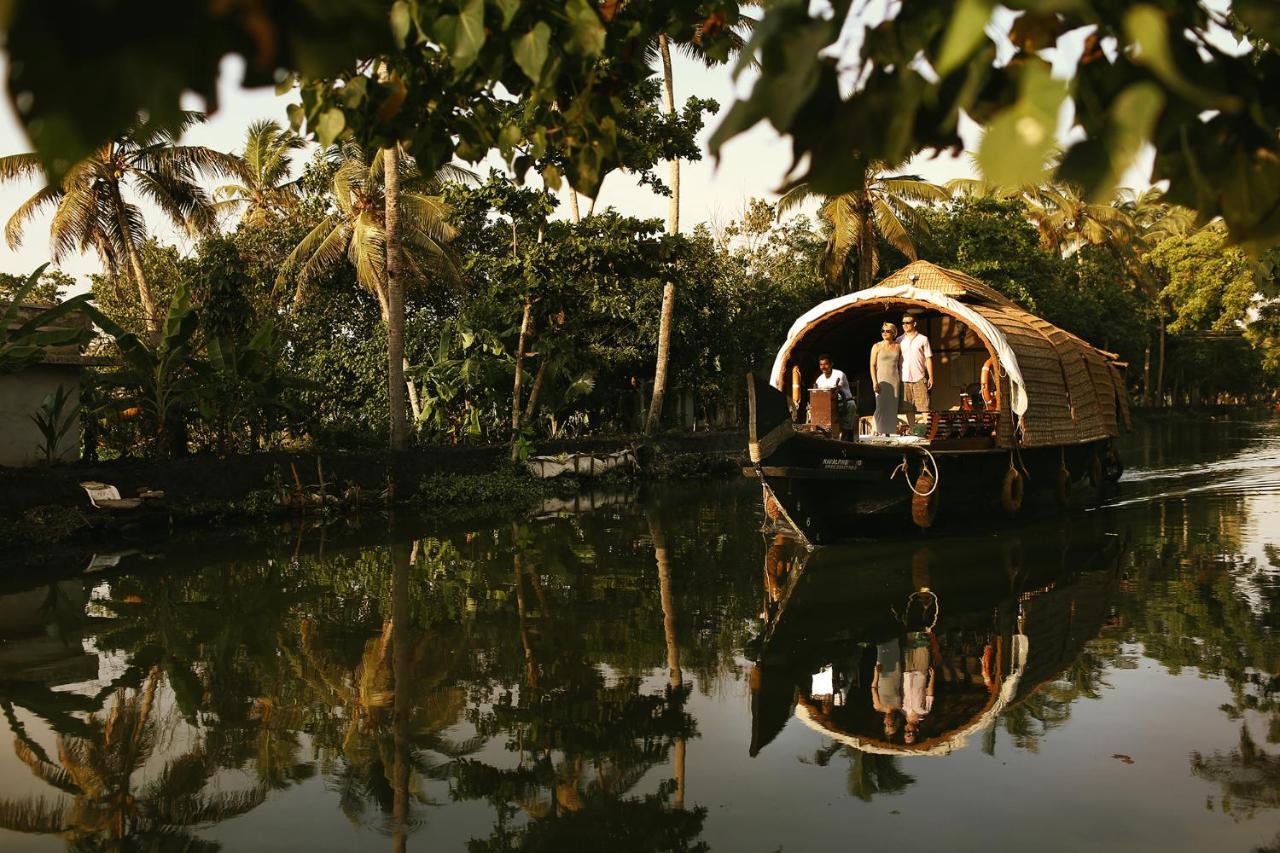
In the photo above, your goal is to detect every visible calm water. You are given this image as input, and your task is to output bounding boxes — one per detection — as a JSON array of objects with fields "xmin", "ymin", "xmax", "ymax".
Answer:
[{"xmin": 3, "ymin": 417, "xmax": 1280, "ymax": 852}]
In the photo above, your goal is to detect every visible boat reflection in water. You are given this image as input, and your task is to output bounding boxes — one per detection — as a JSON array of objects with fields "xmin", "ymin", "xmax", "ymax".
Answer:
[{"xmin": 749, "ymin": 523, "xmax": 1125, "ymax": 759}]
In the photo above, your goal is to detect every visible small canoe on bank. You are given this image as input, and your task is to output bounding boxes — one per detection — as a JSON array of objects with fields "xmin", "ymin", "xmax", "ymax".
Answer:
[{"xmin": 747, "ymin": 261, "xmax": 1131, "ymax": 545}]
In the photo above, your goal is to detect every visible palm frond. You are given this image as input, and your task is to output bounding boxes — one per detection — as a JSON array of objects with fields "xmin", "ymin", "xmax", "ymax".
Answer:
[
  {"xmin": 776, "ymin": 183, "xmax": 817, "ymax": 218},
  {"xmin": 400, "ymin": 193, "xmax": 455, "ymax": 245},
  {"xmin": 127, "ymin": 110, "xmax": 207, "ymax": 149},
  {"xmin": 5, "ymin": 185, "xmax": 62, "ymax": 248},
  {"xmin": 14, "ymin": 741, "xmax": 82, "ymax": 796},
  {"xmin": 872, "ymin": 196, "xmax": 918, "ymax": 259},
  {"xmin": 875, "ymin": 176, "xmax": 948, "ymax": 203},
  {"xmin": 101, "ymin": 199, "xmax": 148, "ymax": 260},
  {"xmin": 131, "ymin": 169, "xmax": 218, "ymax": 235},
  {"xmin": 0, "ymin": 796, "xmax": 69, "ymax": 833},
  {"xmin": 349, "ymin": 211, "xmax": 387, "ymax": 298},
  {"xmin": 47, "ymin": 185, "xmax": 102, "ymax": 262},
  {"xmin": 429, "ymin": 162, "xmax": 480, "ymax": 187},
  {"xmin": 178, "ymin": 787, "xmax": 269, "ymax": 824},
  {"xmin": 0, "ymin": 152, "xmax": 45, "ymax": 183},
  {"xmin": 277, "ymin": 214, "xmax": 343, "ymax": 299},
  {"xmin": 821, "ymin": 196, "xmax": 862, "ymax": 282}
]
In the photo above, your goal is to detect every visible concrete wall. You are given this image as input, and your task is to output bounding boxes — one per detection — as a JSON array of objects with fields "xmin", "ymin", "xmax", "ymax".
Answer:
[{"xmin": 0, "ymin": 365, "xmax": 81, "ymax": 467}]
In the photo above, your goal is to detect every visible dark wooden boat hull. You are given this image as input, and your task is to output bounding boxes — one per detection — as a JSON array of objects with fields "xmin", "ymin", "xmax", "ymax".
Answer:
[{"xmin": 747, "ymin": 373, "xmax": 1112, "ymax": 545}]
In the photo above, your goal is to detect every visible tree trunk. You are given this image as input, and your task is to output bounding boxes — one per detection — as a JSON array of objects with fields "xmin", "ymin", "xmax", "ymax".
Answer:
[
  {"xmin": 511, "ymin": 297, "xmax": 534, "ymax": 459},
  {"xmin": 569, "ymin": 188, "xmax": 582, "ymax": 223},
  {"xmin": 390, "ymin": 542, "xmax": 412, "ymax": 853},
  {"xmin": 645, "ymin": 34, "xmax": 680, "ymax": 436},
  {"xmin": 646, "ymin": 281, "xmax": 676, "ymax": 435},
  {"xmin": 649, "ymin": 509, "xmax": 685, "ymax": 809},
  {"xmin": 524, "ymin": 354, "xmax": 549, "ymax": 423},
  {"xmin": 109, "ymin": 180, "xmax": 159, "ymax": 339},
  {"xmin": 404, "ymin": 357, "xmax": 422, "ymax": 425},
  {"xmin": 1142, "ymin": 341, "xmax": 1152, "ymax": 406},
  {"xmin": 661, "ymin": 38, "xmax": 680, "ymax": 236},
  {"xmin": 1155, "ymin": 312, "xmax": 1167, "ymax": 408},
  {"xmin": 857, "ymin": 195, "xmax": 875, "ymax": 292},
  {"xmin": 514, "ymin": 525, "xmax": 538, "ymax": 688},
  {"xmin": 384, "ymin": 145, "xmax": 408, "ymax": 450}
]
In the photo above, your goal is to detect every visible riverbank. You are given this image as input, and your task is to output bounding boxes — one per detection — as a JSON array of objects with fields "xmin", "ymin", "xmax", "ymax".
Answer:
[{"xmin": 0, "ymin": 431, "xmax": 747, "ymax": 553}]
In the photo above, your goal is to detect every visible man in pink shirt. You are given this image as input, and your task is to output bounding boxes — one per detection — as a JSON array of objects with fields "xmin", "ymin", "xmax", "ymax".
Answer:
[{"xmin": 897, "ymin": 314, "xmax": 933, "ymax": 427}]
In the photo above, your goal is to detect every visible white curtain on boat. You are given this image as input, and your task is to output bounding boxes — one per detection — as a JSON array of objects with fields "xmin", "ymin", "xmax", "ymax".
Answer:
[{"xmin": 768, "ymin": 284, "xmax": 1029, "ymax": 417}]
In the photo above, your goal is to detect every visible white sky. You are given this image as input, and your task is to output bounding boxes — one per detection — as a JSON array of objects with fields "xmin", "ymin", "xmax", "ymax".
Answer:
[{"xmin": 0, "ymin": 8, "xmax": 1168, "ymax": 295}]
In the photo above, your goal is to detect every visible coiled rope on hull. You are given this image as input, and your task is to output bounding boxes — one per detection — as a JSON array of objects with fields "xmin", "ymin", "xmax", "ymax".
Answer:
[{"xmin": 891, "ymin": 446, "xmax": 940, "ymax": 497}]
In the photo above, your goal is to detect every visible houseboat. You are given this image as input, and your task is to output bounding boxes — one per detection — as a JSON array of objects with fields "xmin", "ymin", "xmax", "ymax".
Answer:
[{"xmin": 748, "ymin": 261, "xmax": 1131, "ymax": 545}]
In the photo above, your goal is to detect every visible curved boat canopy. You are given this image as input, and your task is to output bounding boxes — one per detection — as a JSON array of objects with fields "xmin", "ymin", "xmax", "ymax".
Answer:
[
  {"xmin": 770, "ymin": 282, "xmax": 1031, "ymax": 416},
  {"xmin": 768, "ymin": 261, "xmax": 1130, "ymax": 448}
]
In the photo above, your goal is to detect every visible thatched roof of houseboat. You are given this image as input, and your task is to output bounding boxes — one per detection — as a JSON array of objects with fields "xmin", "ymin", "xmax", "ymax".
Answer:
[{"xmin": 769, "ymin": 261, "xmax": 1131, "ymax": 448}]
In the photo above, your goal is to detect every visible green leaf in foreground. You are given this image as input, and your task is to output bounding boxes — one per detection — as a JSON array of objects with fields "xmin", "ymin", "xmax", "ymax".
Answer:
[
  {"xmin": 977, "ymin": 61, "xmax": 1064, "ymax": 189},
  {"xmin": 513, "ymin": 23, "xmax": 552, "ymax": 82},
  {"xmin": 934, "ymin": 0, "xmax": 995, "ymax": 76},
  {"xmin": 564, "ymin": 0, "xmax": 606, "ymax": 56}
]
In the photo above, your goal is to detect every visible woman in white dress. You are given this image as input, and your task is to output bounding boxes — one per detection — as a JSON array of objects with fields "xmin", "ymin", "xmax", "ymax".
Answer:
[{"xmin": 868, "ymin": 322, "xmax": 902, "ymax": 435}]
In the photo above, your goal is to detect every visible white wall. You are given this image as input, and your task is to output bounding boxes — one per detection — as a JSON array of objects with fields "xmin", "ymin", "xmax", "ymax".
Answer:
[{"xmin": 0, "ymin": 365, "xmax": 81, "ymax": 467}]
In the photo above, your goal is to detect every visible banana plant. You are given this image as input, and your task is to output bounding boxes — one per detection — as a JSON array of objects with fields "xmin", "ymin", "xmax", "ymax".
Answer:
[
  {"xmin": 0, "ymin": 264, "xmax": 93, "ymax": 375},
  {"xmin": 411, "ymin": 319, "xmax": 511, "ymax": 443},
  {"xmin": 84, "ymin": 282, "xmax": 201, "ymax": 458},
  {"xmin": 194, "ymin": 319, "xmax": 311, "ymax": 454},
  {"xmin": 28, "ymin": 384, "xmax": 80, "ymax": 463}
]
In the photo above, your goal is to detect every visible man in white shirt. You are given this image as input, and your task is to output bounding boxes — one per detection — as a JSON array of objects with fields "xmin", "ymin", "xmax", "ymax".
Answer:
[
  {"xmin": 897, "ymin": 314, "xmax": 933, "ymax": 426},
  {"xmin": 813, "ymin": 353, "xmax": 853, "ymax": 428}
]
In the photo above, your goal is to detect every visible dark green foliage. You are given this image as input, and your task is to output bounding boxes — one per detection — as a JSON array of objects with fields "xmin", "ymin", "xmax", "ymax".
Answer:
[
  {"xmin": 88, "ymin": 240, "xmax": 187, "ymax": 339},
  {"xmin": 922, "ymin": 197, "xmax": 1061, "ymax": 311},
  {"xmin": 86, "ymin": 283, "xmax": 202, "ymax": 458},
  {"xmin": 0, "ymin": 264, "xmax": 94, "ymax": 375},
  {"xmin": 415, "ymin": 466, "xmax": 549, "ymax": 508},
  {"xmin": 3, "ymin": 0, "xmax": 392, "ymax": 180},
  {"xmin": 714, "ymin": 0, "xmax": 1280, "ymax": 251},
  {"xmin": 0, "ymin": 504, "xmax": 87, "ymax": 545},
  {"xmin": 645, "ymin": 450, "xmax": 740, "ymax": 482},
  {"xmin": 0, "ymin": 267, "xmax": 75, "ymax": 305}
]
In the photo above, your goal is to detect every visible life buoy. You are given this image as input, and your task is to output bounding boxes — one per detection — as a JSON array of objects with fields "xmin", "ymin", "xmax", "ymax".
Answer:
[
  {"xmin": 911, "ymin": 471, "xmax": 938, "ymax": 528},
  {"xmin": 763, "ymin": 486, "xmax": 782, "ymax": 521},
  {"xmin": 1001, "ymin": 467, "xmax": 1024, "ymax": 514}
]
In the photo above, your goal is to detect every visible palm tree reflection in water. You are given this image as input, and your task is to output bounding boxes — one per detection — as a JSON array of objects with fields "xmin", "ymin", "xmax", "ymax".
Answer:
[{"xmin": 0, "ymin": 668, "xmax": 265, "ymax": 849}]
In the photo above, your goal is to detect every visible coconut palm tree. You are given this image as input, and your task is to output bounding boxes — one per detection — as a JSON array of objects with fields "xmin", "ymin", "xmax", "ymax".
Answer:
[
  {"xmin": 1115, "ymin": 187, "xmax": 1197, "ymax": 405},
  {"xmin": 0, "ymin": 112, "xmax": 245, "ymax": 338},
  {"xmin": 1022, "ymin": 182, "xmax": 1135, "ymax": 256},
  {"xmin": 214, "ymin": 119, "xmax": 305, "ymax": 226},
  {"xmin": 277, "ymin": 142, "xmax": 471, "ymax": 449},
  {"xmin": 1117, "ymin": 187, "xmax": 1196, "ymax": 248},
  {"xmin": 643, "ymin": 12, "xmax": 755, "ymax": 434},
  {"xmin": 777, "ymin": 164, "xmax": 949, "ymax": 291}
]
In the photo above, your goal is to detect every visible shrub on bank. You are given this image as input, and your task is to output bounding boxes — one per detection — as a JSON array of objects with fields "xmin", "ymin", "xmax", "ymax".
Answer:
[
  {"xmin": 0, "ymin": 505, "xmax": 88, "ymax": 545},
  {"xmin": 414, "ymin": 466, "xmax": 550, "ymax": 508}
]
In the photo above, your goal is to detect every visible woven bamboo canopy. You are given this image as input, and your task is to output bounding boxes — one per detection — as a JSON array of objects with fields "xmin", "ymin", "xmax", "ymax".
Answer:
[{"xmin": 769, "ymin": 261, "xmax": 1132, "ymax": 449}]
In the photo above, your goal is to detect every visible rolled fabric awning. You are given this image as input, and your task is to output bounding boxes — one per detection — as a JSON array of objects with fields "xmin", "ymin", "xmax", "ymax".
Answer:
[{"xmin": 769, "ymin": 283, "xmax": 1029, "ymax": 417}]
